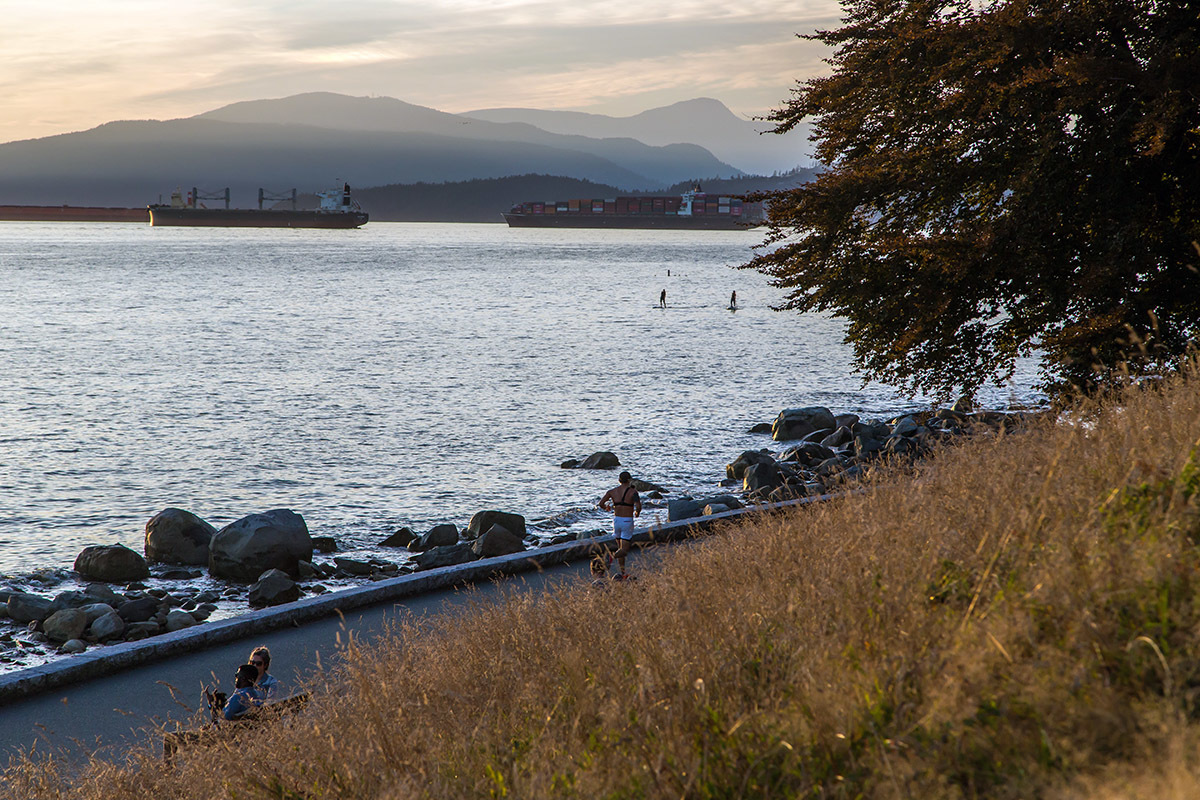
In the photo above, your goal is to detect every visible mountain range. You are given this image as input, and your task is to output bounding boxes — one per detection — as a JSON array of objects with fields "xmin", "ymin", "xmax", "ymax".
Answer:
[{"xmin": 0, "ymin": 93, "xmax": 813, "ymax": 208}]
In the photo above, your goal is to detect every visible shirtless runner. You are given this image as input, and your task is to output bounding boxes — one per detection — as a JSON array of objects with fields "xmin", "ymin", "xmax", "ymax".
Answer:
[{"xmin": 599, "ymin": 471, "xmax": 642, "ymax": 577}]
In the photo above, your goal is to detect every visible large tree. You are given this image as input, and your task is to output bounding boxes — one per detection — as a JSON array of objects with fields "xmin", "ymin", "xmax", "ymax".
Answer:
[{"xmin": 746, "ymin": 0, "xmax": 1200, "ymax": 397}]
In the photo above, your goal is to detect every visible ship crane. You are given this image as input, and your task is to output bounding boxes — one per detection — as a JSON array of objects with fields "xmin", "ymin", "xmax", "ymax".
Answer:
[
  {"xmin": 258, "ymin": 188, "xmax": 298, "ymax": 211},
  {"xmin": 190, "ymin": 187, "xmax": 230, "ymax": 210}
]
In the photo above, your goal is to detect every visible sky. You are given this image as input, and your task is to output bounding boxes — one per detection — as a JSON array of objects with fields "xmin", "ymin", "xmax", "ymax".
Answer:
[{"xmin": 0, "ymin": 0, "xmax": 842, "ymax": 145}]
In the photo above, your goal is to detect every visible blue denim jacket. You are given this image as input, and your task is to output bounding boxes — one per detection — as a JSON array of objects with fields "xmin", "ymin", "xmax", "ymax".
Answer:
[{"xmin": 223, "ymin": 686, "xmax": 265, "ymax": 721}]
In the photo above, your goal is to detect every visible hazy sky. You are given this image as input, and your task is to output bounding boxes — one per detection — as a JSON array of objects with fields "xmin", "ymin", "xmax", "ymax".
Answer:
[{"xmin": 1, "ymin": 1, "xmax": 842, "ymax": 145}]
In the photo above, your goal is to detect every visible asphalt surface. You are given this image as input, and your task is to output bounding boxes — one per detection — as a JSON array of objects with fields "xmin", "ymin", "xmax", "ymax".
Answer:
[{"xmin": 0, "ymin": 557, "xmax": 597, "ymax": 768}]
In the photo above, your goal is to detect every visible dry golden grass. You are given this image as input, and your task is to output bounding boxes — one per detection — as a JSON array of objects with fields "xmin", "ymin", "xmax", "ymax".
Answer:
[{"xmin": 7, "ymin": 360, "xmax": 1200, "ymax": 798}]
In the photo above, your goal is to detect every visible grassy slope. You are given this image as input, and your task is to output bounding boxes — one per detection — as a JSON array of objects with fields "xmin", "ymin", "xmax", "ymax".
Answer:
[{"xmin": 8, "ymin": 361, "xmax": 1200, "ymax": 798}]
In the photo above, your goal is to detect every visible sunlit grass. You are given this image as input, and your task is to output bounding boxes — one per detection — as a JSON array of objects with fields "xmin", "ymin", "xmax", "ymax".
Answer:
[{"xmin": 7, "ymin": 358, "xmax": 1200, "ymax": 798}]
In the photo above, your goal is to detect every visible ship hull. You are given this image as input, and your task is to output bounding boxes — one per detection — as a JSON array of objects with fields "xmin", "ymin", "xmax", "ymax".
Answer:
[
  {"xmin": 502, "ymin": 213, "xmax": 757, "ymax": 230},
  {"xmin": 0, "ymin": 206, "xmax": 149, "ymax": 223},
  {"xmin": 148, "ymin": 207, "xmax": 368, "ymax": 229}
]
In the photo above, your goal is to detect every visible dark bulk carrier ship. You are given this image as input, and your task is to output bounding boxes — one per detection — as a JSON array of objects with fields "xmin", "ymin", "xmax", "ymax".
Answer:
[
  {"xmin": 148, "ymin": 183, "xmax": 368, "ymax": 228},
  {"xmin": 503, "ymin": 185, "xmax": 763, "ymax": 229}
]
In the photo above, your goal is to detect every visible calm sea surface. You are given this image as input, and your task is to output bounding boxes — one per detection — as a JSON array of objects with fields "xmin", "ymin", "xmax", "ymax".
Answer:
[{"xmin": 0, "ymin": 222, "xmax": 1043, "ymax": 579}]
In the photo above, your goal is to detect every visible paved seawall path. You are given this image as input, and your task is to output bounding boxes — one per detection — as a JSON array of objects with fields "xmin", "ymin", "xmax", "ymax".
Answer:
[{"xmin": 0, "ymin": 498, "xmax": 818, "ymax": 766}]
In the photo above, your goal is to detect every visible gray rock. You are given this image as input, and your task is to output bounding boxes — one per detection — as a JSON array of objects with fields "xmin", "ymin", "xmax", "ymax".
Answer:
[
  {"xmin": 164, "ymin": 609, "xmax": 198, "ymax": 632},
  {"xmin": 579, "ymin": 451, "xmax": 621, "ymax": 470},
  {"xmin": 470, "ymin": 525, "xmax": 527, "ymax": 558},
  {"xmin": 43, "ymin": 608, "xmax": 88, "ymax": 643},
  {"xmin": 952, "ymin": 395, "xmax": 974, "ymax": 413},
  {"xmin": 891, "ymin": 416, "xmax": 920, "ymax": 437},
  {"xmin": 412, "ymin": 543, "xmax": 476, "ymax": 570},
  {"xmin": 747, "ymin": 422, "xmax": 774, "ymax": 434},
  {"xmin": 379, "ymin": 527, "xmax": 416, "ymax": 548},
  {"xmin": 780, "ymin": 442, "xmax": 834, "ymax": 465},
  {"xmin": 74, "ymin": 544, "xmax": 150, "ymax": 583},
  {"xmin": 7, "ymin": 593, "xmax": 54, "ymax": 624},
  {"xmin": 89, "ymin": 611, "xmax": 126, "ymax": 642},
  {"xmin": 144, "ymin": 508, "xmax": 216, "ymax": 566},
  {"xmin": 725, "ymin": 450, "xmax": 776, "ymax": 481},
  {"xmin": 60, "ymin": 639, "xmax": 88, "ymax": 654},
  {"xmin": 248, "ymin": 569, "xmax": 301, "ymax": 607},
  {"xmin": 82, "ymin": 584, "xmax": 122, "ymax": 607},
  {"xmin": 333, "ymin": 557, "xmax": 375, "ymax": 576},
  {"xmin": 743, "ymin": 461, "xmax": 782, "ymax": 493},
  {"xmin": 771, "ymin": 407, "xmax": 837, "ymax": 441},
  {"xmin": 412, "ymin": 524, "xmax": 459, "ymax": 551},
  {"xmin": 155, "ymin": 567, "xmax": 202, "ymax": 580},
  {"xmin": 124, "ymin": 621, "xmax": 160, "ymax": 641},
  {"xmin": 80, "ymin": 603, "xmax": 116, "ymax": 624},
  {"xmin": 834, "ymin": 413, "xmax": 860, "ymax": 429},
  {"xmin": 117, "ymin": 596, "xmax": 161, "ymax": 623},
  {"xmin": 854, "ymin": 436, "xmax": 885, "ymax": 458},
  {"xmin": 819, "ymin": 426, "xmax": 854, "ymax": 449},
  {"xmin": 631, "ymin": 478, "xmax": 667, "ymax": 494},
  {"xmin": 559, "ymin": 458, "xmax": 580, "ymax": 469},
  {"xmin": 297, "ymin": 560, "xmax": 320, "ymax": 579},
  {"xmin": 49, "ymin": 591, "xmax": 94, "ymax": 612},
  {"xmin": 466, "ymin": 510, "xmax": 526, "ymax": 540},
  {"xmin": 668, "ymin": 498, "xmax": 704, "ymax": 522},
  {"xmin": 208, "ymin": 509, "xmax": 312, "ymax": 581}
]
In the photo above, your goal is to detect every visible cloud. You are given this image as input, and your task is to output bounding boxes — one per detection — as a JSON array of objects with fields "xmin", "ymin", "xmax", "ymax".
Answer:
[{"xmin": 0, "ymin": 0, "xmax": 842, "ymax": 144}]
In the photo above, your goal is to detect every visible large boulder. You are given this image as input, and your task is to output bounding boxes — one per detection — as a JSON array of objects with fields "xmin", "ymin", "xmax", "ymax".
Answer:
[
  {"xmin": 43, "ymin": 608, "xmax": 88, "ymax": 643},
  {"xmin": 470, "ymin": 525, "xmax": 527, "ymax": 558},
  {"xmin": 208, "ymin": 509, "xmax": 312, "ymax": 581},
  {"xmin": 465, "ymin": 511, "xmax": 526, "ymax": 540},
  {"xmin": 411, "ymin": 524, "xmax": 459, "ymax": 552},
  {"xmin": 7, "ymin": 593, "xmax": 53, "ymax": 624},
  {"xmin": 579, "ymin": 451, "xmax": 620, "ymax": 470},
  {"xmin": 743, "ymin": 461, "xmax": 782, "ymax": 493},
  {"xmin": 144, "ymin": 508, "xmax": 217, "ymax": 565},
  {"xmin": 74, "ymin": 544, "xmax": 150, "ymax": 583},
  {"xmin": 725, "ymin": 450, "xmax": 776, "ymax": 481},
  {"xmin": 248, "ymin": 569, "xmax": 301, "ymax": 607},
  {"xmin": 771, "ymin": 407, "xmax": 837, "ymax": 441}
]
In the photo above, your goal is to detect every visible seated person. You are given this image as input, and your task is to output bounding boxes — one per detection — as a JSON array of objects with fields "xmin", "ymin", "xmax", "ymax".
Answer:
[
  {"xmin": 223, "ymin": 664, "xmax": 265, "ymax": 721},
  {"xmin": 249, "ymin": 645, "xmax": 280, "ymax": 699}
]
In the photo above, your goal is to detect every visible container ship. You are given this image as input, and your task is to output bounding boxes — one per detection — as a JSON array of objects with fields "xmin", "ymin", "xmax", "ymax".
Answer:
[
  {"xmin": 502, "ymin": 185, "xmax": 763, "ymax": 229},
  {"xmin": 148, "ymin": 184, "xmax": 368, "ymax": 228}
]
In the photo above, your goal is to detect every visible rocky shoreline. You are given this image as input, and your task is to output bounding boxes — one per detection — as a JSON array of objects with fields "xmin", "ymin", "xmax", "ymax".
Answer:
[{"xmin": 0, "ymin": 399, "xmax": 1037, "ymax": 672}]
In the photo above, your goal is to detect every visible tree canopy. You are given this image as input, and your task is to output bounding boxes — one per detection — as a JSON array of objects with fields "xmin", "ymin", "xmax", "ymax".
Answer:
[{"xmin": 746, "ymin": 0, "xmax": 1200, "ymax": 397}]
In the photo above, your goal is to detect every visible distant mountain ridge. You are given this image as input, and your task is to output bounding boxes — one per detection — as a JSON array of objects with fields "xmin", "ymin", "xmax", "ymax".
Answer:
[
  {"xmin": 465, "ymin": 98, "xmax": 813, "ymax": 176},
  {"xmin": 0, "ymin": 93, "xmax": 806, "ymax": 207}
]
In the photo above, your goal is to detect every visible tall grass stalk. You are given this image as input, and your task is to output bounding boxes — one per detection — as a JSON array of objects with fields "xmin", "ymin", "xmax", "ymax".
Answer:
[{"xmin": 7, "ymin": 358, "xmax": 1200, "ymax": 798}]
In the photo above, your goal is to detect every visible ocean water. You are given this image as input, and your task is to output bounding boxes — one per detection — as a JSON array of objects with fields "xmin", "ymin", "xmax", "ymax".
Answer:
[{"xmin": 0, "ymin": 221, "xmax": 1043, "ymax": 579}]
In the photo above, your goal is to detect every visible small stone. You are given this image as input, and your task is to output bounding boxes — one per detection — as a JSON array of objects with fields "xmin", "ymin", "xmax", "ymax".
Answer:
[
  {"xmin": 60, "ymin": 639, "xmax": 87, "ymax": 654},
  {"xmin": 311, "ymin": 536, "xmax": 338, "ymax": 554}
]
